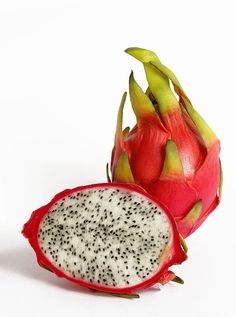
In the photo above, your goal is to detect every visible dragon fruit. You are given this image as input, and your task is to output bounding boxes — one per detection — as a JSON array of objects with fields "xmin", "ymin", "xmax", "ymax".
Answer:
[
  {"xmin": 110, "ymin": 47, "xmax": 222, "ymax": 238},
  {"xmin": 22, "ymin": 183, "xmax": 187, "ymax": 296}
]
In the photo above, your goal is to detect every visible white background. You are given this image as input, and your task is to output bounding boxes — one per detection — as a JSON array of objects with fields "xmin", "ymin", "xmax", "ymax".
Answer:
[{"xmin": 0, "ymin": 0, "xmax": 235, "ymax": 316}]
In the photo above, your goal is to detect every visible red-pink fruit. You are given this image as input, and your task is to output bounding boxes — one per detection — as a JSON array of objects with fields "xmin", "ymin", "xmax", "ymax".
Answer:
[
  {"xmin": 110, "ymin": 47, "xmax": 222, "ymax": 238},
  {"xmin": 22, "ymin": 183, "xmax": 187, "ymax": 296}
]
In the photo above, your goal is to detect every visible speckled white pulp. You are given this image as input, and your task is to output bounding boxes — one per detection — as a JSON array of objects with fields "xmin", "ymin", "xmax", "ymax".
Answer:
[{"xmin": 38, "ymin": 187, "xmax": 171, "ymax": 288}]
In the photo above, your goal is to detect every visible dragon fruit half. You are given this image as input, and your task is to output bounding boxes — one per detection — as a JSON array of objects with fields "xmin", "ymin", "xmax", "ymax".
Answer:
[
  {"xmin": 110, "ymin": 47, "xmax": 222, "ymax": 238},
  {"xmin": 22, "ymin": 183, "xmax": 187, "ymax": 296}
]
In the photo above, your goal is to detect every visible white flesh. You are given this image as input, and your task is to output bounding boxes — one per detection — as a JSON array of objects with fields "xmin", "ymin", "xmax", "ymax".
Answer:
[{"xmin": 38, "ymin": 187, "xmax": 171, "ymax": 288}]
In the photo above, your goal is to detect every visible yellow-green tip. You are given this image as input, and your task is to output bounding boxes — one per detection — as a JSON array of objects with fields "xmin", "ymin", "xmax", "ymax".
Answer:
[
  {"xmin": 180, "ymin": 235, "xmax": 188, "ymax": 254},
  {"xmin": 125, "ymin": 47, "xmax": 160, "ymax": 63},
  {"xmin": 129, "ymin": 71, "xmax": 156, "ymax": 121},
  {"xmin": 113, "ymin": 152, "xmax": 134, "ymax": 183},
  {"xmin": 161, "ymin": 140, "xmax": 184, "ymax": 178},
  {"xmin": 180, "ymin": 200, "xmax": 203, "ymax": 226},
  {"xmin": 172, "ymin": 276, "xmax": 184, "ymax": 284},
  {"xmin": 125, "ymin": 47, "xmax": 189, "ymax": 102},
  {"xmin": 115, "ymin": 92, "xmax": 127, "ymax": 146},
  {"xmin": 126, "ymin": 47, "xmax": 179, "ymax": 114},
  {"xmin": 183, "ymin": 97, "xmax": 217, "ymax": 150}
]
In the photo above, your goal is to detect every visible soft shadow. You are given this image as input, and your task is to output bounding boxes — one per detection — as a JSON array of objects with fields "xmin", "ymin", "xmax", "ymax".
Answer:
[
  {"xmin": 0, "ymin": 247, "xmax": 92, "ymax": 295},
  {"xmin": 0, "ymin": 247, "xmax": 162, "ymax": 298}
]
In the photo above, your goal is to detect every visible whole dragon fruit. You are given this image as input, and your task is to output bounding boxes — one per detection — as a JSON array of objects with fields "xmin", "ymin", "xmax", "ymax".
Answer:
[{"xmin": 110, "ymin": 47, "xmax": 222, "ymax": 238}]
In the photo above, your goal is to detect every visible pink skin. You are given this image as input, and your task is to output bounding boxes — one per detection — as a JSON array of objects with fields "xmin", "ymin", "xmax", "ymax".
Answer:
[
  {"xmin": 112, "ymin": 107, "xmax": 221, "ymax": 238},
  {"xmin": 161, "ymin": 110, "xmax": 207, "ymax": 178},
  {"xmin": 148, "ymin": 180, "xmax": 198, "ymax": 219},
  {"xmin": 22, "ymin": 183, "xmax": 187, "ymax": 294},
  {"xmin": 124, "ymin": 117, "xmax": 170, "ymax": 186}
]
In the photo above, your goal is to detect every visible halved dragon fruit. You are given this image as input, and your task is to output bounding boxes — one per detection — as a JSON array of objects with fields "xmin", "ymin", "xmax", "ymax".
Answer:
[{"xmin": 22, "ymin": 183, "xmax": 187, "ymax": 296}]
